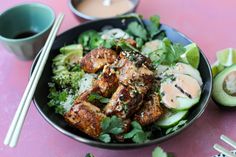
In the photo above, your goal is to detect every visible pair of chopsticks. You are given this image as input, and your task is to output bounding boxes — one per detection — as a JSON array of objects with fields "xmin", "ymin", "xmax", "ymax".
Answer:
[
  {"xmin": 214, "ymin": 135, "xmax": 236, "ymax": 157},
  {"xmin": 4, "ymin": 13, "xmax": 64, "ymax": 148}
]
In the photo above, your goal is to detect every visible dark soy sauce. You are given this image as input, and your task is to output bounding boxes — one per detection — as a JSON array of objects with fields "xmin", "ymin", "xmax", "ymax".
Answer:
[{"xmin": 14, "ymin": 31, "xmax": 38, "ymax": 39}]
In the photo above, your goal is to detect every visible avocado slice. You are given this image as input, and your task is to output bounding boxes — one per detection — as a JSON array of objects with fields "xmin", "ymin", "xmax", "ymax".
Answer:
[{"xmin": 212, "ymin": 64, "xmax": 236, "ymax": 107}]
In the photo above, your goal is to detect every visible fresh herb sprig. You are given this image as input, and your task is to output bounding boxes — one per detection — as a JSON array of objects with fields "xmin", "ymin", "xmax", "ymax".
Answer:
[
  {"xmin": 88, "ymin": 93, "xmax": 110, "ymax": 103},
  {"xmin": 124, "ymin": 121, "xmax": 150, "ymax": 143},
  {"xmin": 99, "ymin": 116, "xmax": 124, "ymax": 143}
]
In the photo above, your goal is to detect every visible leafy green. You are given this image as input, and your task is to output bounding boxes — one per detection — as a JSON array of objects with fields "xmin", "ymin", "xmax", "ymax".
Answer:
[
  {"xmin": 152, "ymin": 147, "xmax": 168, "ymax": 157},
  {"xmin": 98, "ymin": 134, "xmax": 111, "ymax": 143},
  {"xmin": 126, "ymin": 22, "xmax": 147, "ymax": 41},
  {"xmin": 146, "ymin": 15, "xmax": 161, "ymax": 39},
  {"xmin": 88, "ymin": 93, "xmax": 110, "ymax": 103},
  {"xmin": 99, "ymin": 116, "xmax": 124, "ymax": 143},
  {"xmin": 135, "ymin": 37, "xmax": 144, "ymax": 48},
  {"xmin": 78, "ymin": 30, "xmax": 104, "ymax": 51},
  {"xmin": 116, "ymin": 39, "xmax": 139, "ymax": 52},
  {"xmin": 143, "ymin": 38, "xmax": 186, "ymax": 67},
  {"xmin": 119, "ymin": 13, "xmax": 144, "ymax": 27},
  {"xmin": 85, "ymin": 153, "xmax": 95, "ymax": 157},
  {"xmin": 48, "ymin": 84, "xmax": 71, "ymax": 115},
  {"xmin": 124, "ymin": 121, "xmax": 149, "ymax": 144},
  {"xmin": 166, "ymin": 120, "xmax": 188, "ymax": 134}
]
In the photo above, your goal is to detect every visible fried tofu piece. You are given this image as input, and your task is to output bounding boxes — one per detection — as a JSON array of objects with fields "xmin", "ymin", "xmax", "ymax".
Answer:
[
  {"xmin": 64, "ymin": 101, "xmax": 106, "ymax": 138},
  {"xmin": 134, "ymin": 93, "xmax": 164, "ymax": 126},
  {"xmin": 80, "ymin": 47, "xmax": 117, "ymax": 73},
  {"xmin": 104, "ymin": 84, "xmax": 143, "ymax": 119}
]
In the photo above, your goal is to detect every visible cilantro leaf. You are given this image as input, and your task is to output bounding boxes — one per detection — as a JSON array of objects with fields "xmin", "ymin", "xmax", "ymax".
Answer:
[
  {"xmin": 88, "ymin": 93, "xmax": 110, "ymax": 104},
  {"xmin": 85, "ymin": 153, "xmax": 95, "ymax": 157},
  {"xmin": 135, "ymin": 37, "xmax": 144, "ymax": 48},
  {"xmin": 146, "ymin": 15, "xmax": 161, "ymax": 39},
  {"xmin": 132, "ymin": 131, "xmax": 149, "ymax": 144},
  {"xmin": 131, "ymin": 121, "xmax": 142, "ymax": 130},
  {"xmin": 78, "ymin": 30, "xmax": 104, "ymax": 52},
  {"xmin": 126, "ymin": 22, "xmax": 147, "ymax": 40},
  {"xmin": 99, "ymin": 134, "xmax": 111, "ymax": 143},
  {"xmin": 166, "ymin": 120, "xmax": 188, "ymax": 134},
  {"xmin": 152, "ymin": 147, "xmax": 168, "ymax": 157},
  {"xmin": 99, "ymin": 116, "xmax": 124, "ymax": 143},
  {"xmin": 119, "ymin": 13, "xmax": 145, "ymax": 27},
  {"xmin": 124, "ymin": 129, "xmax": 142, "ymax": 139},
  {"xmin": 124, "ymin": 121, "xmax": 149, "ymax": 143},
  {"xmin": 146, "ymin": 38, "xmax": 186, "ymax": 66}
]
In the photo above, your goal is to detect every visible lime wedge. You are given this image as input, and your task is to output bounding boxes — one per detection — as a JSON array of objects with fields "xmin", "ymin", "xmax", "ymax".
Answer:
[
  {"xmin": 180, "ymin": 43, "xmax": 200, "ymax": 68},
  {"xmin": 216, "ymin": 48, "xmax": 236, "ymax": 66},
  {"xmin": 211, "ymin": 61, "xmax": 225, "ymax": 77}
]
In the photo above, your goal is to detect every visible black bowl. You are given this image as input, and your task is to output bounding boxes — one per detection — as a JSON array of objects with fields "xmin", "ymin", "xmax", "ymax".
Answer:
[
  {"xmin": 32, "ymin": 17, "xmax": 212, "ymax": 149},
  {"xmin": 68, "ymin": 0, "xmax": 140, "ymax": 22}
]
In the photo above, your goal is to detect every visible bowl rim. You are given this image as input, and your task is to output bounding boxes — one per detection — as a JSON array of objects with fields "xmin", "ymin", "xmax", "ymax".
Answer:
[
  {"xmin": 31, "ymin": 17, "xmax": 213, "ymax": 149},
  {"xmin": 0, "ymin": 2, "xmax": 55, "ymax": 42},
  {"xmin": 68, "ymin": 0, "xmax": 140, "ymax": 20}
]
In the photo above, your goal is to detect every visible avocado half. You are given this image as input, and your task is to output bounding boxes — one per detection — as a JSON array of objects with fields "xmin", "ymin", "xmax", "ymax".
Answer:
[{"xmin": 212, "ymin": 64, "xmax": 236, "ymax": 107}]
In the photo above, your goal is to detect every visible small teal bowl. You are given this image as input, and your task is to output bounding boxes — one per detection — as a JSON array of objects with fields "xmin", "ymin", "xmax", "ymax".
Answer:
[{"xmin": 0, "ymin": 3, "xmax": 55, "ymax": 60}]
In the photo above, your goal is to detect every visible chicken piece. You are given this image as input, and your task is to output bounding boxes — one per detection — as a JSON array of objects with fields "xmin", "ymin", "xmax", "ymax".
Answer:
[
  {"xmin": 80, "ymin": 47, "xmax": 117, "ymax": 73},
  {"xmin": 134, "ymin": 93, "xmax": 164, "ymax": 126},
  {"xmin": 94, "ymin": 64, "xmax": 119, "ymax": 97},
  {"xmin": 64, "ymin": 101, "xmax": 106, "ymax": 138},
  {"xmin": 114, "ymin": 51, "xmax": 154, "ymax": 94},
  {"xmin": 104, "ymin": 84, "xmax": 143, "ymax": 119}
]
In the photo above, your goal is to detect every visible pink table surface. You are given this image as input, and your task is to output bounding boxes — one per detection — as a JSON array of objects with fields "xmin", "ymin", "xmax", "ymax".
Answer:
[{"xmin": 1, "ymin": 0, "xmax": 236, "ymax": 156}]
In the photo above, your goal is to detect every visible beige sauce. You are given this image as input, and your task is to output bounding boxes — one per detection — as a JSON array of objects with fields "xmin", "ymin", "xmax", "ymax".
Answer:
[
  {"xmin": 161, "ymin": 74, "xmax": 201, "ymax": 108},
  {"xmin": 77, "ymin": 0, "xmax": 134, "ymax": 18}
]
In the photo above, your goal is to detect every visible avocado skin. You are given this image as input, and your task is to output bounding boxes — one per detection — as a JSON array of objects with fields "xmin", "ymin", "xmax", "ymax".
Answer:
[
  {"xmin": 212, "ymin": 98, "xmax": 236, "ymax": 110},
  {"xmin": 212, "ymin": 64, "xmax": 236, "ymax": 108}
]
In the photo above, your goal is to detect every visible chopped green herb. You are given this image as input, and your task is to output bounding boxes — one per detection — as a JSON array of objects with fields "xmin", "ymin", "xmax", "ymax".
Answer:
[
  {"xmin": 85, "ymin": 153, "xmax": 95, "ymax": 157},
  {"xmin": 124, "ymin": 121, "xmax": 149, "ymax": 144},
  {"xmin": 78, "ymin": 30, "xmax": 104, "ymax": 52},
  {"xmin": 152, "ymin": 147, "xmax": 168, "ymax": 157},
  {"xmin": 135, "ymin": 37, "xmax": 144, "ymax": 48},
  {"xmin": 98, "ymin": 134, "xmax": 111, "ymax": 143},
  {"xmin": 126, "ymin": 22, "xmax": 147, "ymax": 41},
  {"xmin": 99, "ymin": 116, "xmax": 124, "ymax": 143},
  {"xmin": 88, "ymin": 93, "xmax": 110, "ymax": 103},
  {"xmin": 146, "ymin": 15, "xmax": 161, "ymax": 39}
]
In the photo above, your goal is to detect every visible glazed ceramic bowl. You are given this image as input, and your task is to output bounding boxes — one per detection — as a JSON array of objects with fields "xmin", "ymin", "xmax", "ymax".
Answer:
[
  {"xmin": 0, "ymin": 3, "xmax": 55, "ymax": 60},
  {"xmin": 32, "ymin": 17, "xmax": 212, "ymax": 149},
  {"xmin": 68, "ymin": 0, "xmax": 139, "ymax": 21}
]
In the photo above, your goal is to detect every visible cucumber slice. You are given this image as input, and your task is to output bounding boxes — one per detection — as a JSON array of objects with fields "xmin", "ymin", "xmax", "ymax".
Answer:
[
  {"xmin": 156, "ymin": 110, "xmax": 188, "ymax": 128},
  {"xmin": 174, "ymin": 96, "xmax": 200, "ymax": 111}
]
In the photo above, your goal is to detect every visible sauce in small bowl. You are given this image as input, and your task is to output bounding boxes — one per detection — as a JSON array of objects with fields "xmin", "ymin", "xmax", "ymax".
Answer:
[{"xmin": 68, "ymin": 0, "xmax": 139, "ymax": 21}]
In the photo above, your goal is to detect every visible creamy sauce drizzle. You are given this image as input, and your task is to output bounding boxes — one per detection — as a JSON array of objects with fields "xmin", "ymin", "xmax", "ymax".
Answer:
[
  {"xmin": 76, "ymin": 0, "xmax": 134, "ymax": 18},
  {"xmin": 161, "ymin": 74, "xmax": 201, "ymax": 108}
]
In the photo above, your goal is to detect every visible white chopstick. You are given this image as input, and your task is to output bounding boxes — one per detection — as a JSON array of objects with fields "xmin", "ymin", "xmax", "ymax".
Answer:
[
  {"xmin": 213, "ymin": 144, "xmax": 236, "ymax": 157},
  {"xmin": 4, "ymin": 13, "xmax": 64, "ymax": 148},
  {"xmin": 221, "ymin": 135, "xmax": 236, "ymax": 149}
]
